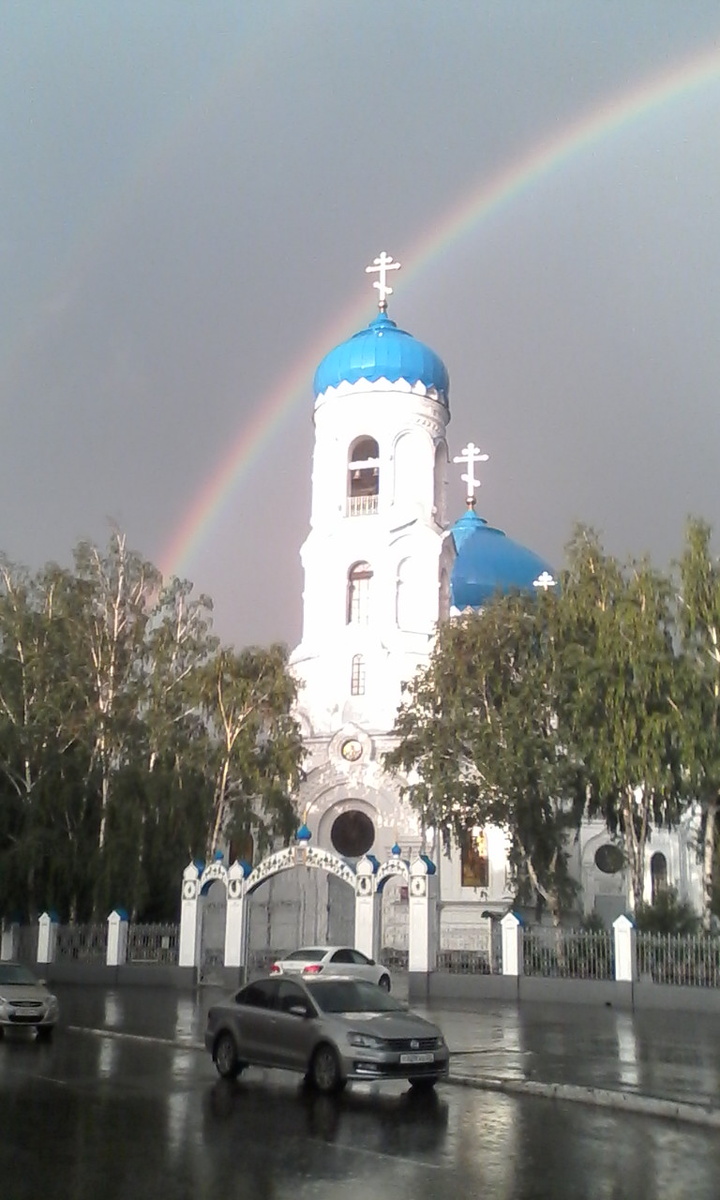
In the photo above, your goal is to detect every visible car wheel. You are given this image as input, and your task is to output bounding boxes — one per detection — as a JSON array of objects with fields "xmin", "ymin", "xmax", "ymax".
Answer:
[
  {"xmin": 409, "ymin": 1075, "xmax": 438, "ymax": 1090},
  {"xmin": 35, "ymin": 1026, "xmax": 53, "ymax": 1043},
  {"xmin": 310, "ymin": 1044, "xmax": 345, "ymax": 1095},
  {"xmin": 214, "ymin": 1031, "xmax": 244, "ymax": 1080},
  {"xmin": 378, "ymin": 974, "xmax": 391, "ymax": 992}
]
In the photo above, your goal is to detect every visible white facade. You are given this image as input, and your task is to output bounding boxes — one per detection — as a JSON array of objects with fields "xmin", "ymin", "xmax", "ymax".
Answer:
[
  {"xmin": 291, "ymin": 375, "xmax": 454, "ymax": 734},
  {"xmin": 247, "ymin": 274, "xmax": 703, "ymax": 955}
]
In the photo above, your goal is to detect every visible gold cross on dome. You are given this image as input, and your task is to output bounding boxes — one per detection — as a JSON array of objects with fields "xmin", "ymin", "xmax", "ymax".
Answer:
[{"xmin": 365, "ymin": 251, "xmax": 401, "ymax": 311}]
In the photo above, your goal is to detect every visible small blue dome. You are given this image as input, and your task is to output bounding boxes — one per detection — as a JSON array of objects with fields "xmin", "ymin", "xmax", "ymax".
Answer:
[
  {"xmin": 451, "ymin": 508, "xmax": 554, "ymax": 610},
  {"xmin": 313, "ymin": 312, "xmax": 449, "ymax": 404}
]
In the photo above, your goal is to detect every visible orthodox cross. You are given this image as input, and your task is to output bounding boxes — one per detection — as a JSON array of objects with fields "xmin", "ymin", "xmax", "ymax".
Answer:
[
  {"xmin": 533, "ymin": 570, "xmax": 557, "ymax": 591},
  {"xmin": 365, "ymin": 251, "xmax": 401, "ymax": 311},
  {"xmin": 453, "ymin": 441, "xmax": 489, "ymax": 506}
]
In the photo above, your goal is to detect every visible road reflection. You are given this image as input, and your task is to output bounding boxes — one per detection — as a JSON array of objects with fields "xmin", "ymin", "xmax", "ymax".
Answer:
[{"xmin": 204, "ymin": 1074, "xmax": 449, "ymax": 1153}]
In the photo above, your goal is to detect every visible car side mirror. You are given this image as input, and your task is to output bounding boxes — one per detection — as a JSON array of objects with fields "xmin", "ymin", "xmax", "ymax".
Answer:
[
  {"xmin": 368, "ymin": 960, "xmax": 375, "ymax": 966},
  {"xmin": 287, "ymin": 1003, "xmax": 311, "ymax": 1018}
]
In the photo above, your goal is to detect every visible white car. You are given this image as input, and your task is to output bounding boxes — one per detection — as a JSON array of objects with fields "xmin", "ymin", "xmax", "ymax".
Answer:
[
  {"xmin": 0, "ymin": 962, "xmax": 59, "ymax": 1040},
  {"xmin": 270, "ymin": 946, "xmax": 392, "ymax": 991}
]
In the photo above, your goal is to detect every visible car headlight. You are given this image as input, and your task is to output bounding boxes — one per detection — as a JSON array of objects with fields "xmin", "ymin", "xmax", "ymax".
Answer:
[
  {"xmin": 46, "ymin": 995, "xmax": 59, "ymax": 1009},
  {"xmin": 348, "ymin": 1032, "xmax": 388, "ymax": 1050}
]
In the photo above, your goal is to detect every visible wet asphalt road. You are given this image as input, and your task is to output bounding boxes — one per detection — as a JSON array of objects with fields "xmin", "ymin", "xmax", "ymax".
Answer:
[{"xmin": 0, "ymin": 986, "xmax": 719, "ymax": 1200}]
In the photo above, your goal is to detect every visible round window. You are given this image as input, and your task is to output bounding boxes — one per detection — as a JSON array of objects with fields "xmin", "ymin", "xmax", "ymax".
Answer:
[
  {"xmin": 331, "ymin": 810, "xmax": 374, "ymax": 858},
  {"xmin": 594, "ymin": 844, "xmax": 624, "ymax": 875}
]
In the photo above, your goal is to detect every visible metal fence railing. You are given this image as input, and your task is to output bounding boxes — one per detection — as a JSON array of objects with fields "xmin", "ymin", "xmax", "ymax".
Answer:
[
  {"xmin": 347, "ymin": 494, "xmax": 379, "ymax": 517},
  {"xmin": 16, "ymin": 923, "xmax": 39, "ymax": 964},
  {"xmin": 127, "ymin": 923, "xmax": 179, "ymax": 965},
  {"xmin": 637, "ymin": 933, "xmax": 720, "ymax": 988},
  {"xmin": 436, "ymin": 947, "xmax": 503, "ymax": 975},
  {"xmin": 380, "ymin": 947, "xmax": 409, "ymax": 972},
  {"xmin": 56, "ymin": 923, "xmax": 107, "ymax": 963},
  {"xmin": 522, "ymin": 928, "xmax": 614, "ymax": 980}
]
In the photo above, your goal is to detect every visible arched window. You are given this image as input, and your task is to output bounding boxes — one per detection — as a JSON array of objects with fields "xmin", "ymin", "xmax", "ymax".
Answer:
[
  {"xmin": 396, "ymin": 557, "xmax": 411, "ymax": 628},
  {"xmin": 347, "ymin": 437, "xmax": 379, "ymax": 516},
  {"xmin": 347, "ymin": 561, "xmax": 372, "ymax": 624},
  {"xmin": 433, "ymin": 441, "xmax": 447, "ymax": 523},
  {"xmin": 350, "ymin": 654, "xmax": 365, "ymax": 696},
  {"xmin": 461, "ymin": 827, "xmax": 489, "ymax": 888},
  {"xmin": 651, "ymin": 852, "xmax": 668, "ymax": 902}
]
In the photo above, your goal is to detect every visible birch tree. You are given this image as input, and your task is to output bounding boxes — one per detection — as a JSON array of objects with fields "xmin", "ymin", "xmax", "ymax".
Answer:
[
  {"xmin": 675, "ymin": 517, "xmax": 720, "ymax": 928},
  {"xmin": 386, "ymin": 593, "xmax": 585, "ymax": 922},
  {"xmin": 0, "ymin": 557, "xmax": 87, "ymax": 912},
  {"xmin": 558, "ymin": 528, "xmax": 683, "ymax": 910},
  {"xmin": 71, "ymin": 532, "xmax": 159, "ymax": 857},
  {"xmin": 199, "ymin": 643, "xmax": 303, "ymax": 861}
]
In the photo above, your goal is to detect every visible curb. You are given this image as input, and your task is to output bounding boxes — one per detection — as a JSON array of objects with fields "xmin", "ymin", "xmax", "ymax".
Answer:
[
  {"xmin": 447, "ymin": 1072, "xmax": 720, "ymax": 1128},
  {"xmin": 67, "ymin": 1025, "xmax": 720, "ymax": 1127}
]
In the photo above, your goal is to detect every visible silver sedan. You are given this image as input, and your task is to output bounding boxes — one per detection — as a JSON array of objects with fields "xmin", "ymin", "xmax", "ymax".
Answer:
[{"xmin": 205, "ymin": 976, "xmax": 449, "ymax": 1093}]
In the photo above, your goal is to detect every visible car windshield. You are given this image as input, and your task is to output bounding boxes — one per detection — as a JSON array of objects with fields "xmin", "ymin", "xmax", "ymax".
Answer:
[
  {"xmin": 307, "ymin": 979, "xmax": 405, "ymax": 1014},
  {"xmin": 284, "ymin": 949, "xmax": 326, "ymax": 962},
  {"xmin": 0, "ymin": 964, "xmax": 39, "ymax": 986}
]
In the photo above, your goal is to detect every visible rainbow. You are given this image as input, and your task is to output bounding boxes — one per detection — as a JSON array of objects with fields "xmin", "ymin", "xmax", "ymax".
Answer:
[{"xmin": 160, "ymin": 43, "xmax": 720, "ymax": 580}]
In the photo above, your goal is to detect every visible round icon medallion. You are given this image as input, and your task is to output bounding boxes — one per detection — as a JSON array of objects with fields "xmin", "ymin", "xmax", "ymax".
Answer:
[{"xmin": 341, "ymin": 738, "xmax": 362, "ymax": 763}]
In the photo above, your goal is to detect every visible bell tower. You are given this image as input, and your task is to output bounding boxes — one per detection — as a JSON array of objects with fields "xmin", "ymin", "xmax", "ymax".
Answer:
[{"xmin": 290, "ymin": 254, "xmax": 455, "ymax": 735}]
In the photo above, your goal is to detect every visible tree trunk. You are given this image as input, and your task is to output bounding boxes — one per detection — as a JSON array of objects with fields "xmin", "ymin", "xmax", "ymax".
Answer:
[{"xmin": 702, "ymin": 796, "xmax": 717, "ymax": 931}]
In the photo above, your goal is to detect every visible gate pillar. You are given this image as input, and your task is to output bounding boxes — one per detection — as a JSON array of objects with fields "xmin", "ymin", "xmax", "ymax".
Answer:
[
  {"xmin": 224, "ymin": 860, "xmax": 251, "ymax": 969},
  {"xmin": 178, "ymin": 861, "xmax": 201, "ymax": 968},
  {"xmin": 407, "ymin": 855, "xmax": 438, "ymax": 975},
  {"xmin": 354, "ymin": 855, "xmax": 380, "ymax": 960}
]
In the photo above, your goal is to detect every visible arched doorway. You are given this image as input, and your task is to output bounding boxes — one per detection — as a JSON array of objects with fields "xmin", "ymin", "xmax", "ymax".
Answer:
[
  {"xmin": 242, "ymin": 845, "xmax": 358, "ymax": 975},
  {"xmin": 651, "ymin": 852, "xmax": 668, "ymax": 903},
  {"xmin": 199, "ymin": 878, "xmax": 227, "ymax": 984}
]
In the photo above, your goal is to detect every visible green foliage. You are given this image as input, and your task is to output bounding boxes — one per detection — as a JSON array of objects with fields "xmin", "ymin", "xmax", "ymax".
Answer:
[
  {"xmin": 0, "ymin": 534, "xmax": 305, "ymax": 920},
  {"xmin": 386, "ymin": 590, "xmax": 585, "ymax": 920},
  {"xmin": 555, "ymin": 527, "xmax": 684, "ymax": 909},
  {"xmin": 634, "ymin": 888, "xmax": 699, "ymax": 935}
]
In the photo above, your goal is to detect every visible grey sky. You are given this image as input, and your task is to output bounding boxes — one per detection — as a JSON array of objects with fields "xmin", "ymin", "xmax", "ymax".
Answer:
[{"xmin": 2, "ymin": 2, "xmax": 720, "ymax": 646}]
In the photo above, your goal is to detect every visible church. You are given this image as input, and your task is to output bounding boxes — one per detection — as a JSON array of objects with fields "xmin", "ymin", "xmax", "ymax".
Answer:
[{"xmin": 246, "ymin": 253, "xmax": 702, "ymax": 961}]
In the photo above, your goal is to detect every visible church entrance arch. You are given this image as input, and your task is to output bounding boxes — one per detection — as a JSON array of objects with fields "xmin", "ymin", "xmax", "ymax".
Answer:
[
  {"xmin": 242, "ymin": 844, "xmax": 357, "ymax": 975},
  {"xmin": 199, "ymin": 878, "xmax": 227, "ymax": 985}
]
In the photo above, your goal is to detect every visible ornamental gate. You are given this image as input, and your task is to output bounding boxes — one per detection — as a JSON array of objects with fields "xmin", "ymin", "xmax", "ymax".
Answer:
[{"xmin": 178, "ymin": 840, "xmax": 438, "ymax": 982}]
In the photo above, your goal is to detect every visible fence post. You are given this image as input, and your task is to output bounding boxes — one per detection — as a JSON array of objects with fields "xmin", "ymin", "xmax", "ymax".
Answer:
[
  {"xmin": 0, "ymin": 922, "xmax": 19, "ymax": 961},
  {"xmin": 106, "ymin": 909, "xmax": 129, "ymax": 967},
  {"xmin": 37, "ymin": 913, "xmax": 58, "ymax": 965},
  {"xmin": 613, "ymin": 914, "xmax": 637, "ymax": 983},
  {"xmin": 501, "ymin": 912, "xmax": 523, "ymax": 976}
]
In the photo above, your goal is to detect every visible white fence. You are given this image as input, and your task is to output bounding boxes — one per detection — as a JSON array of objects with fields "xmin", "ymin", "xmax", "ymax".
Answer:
[{"xmin": 3, "ymin": 913, "xmax": 720, "ymax": 988}]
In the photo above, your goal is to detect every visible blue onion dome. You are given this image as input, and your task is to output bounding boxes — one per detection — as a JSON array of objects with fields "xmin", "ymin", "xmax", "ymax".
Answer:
[
  {"xmin": 313, "ymin": 312, "xmax": 449, "ymax": 405},
  {"xmin": 296, "ymin": 823, "xmax": 312, "ymax": 842},
  {"xmin": 451, "ymin": 507, "xmax": 554, "ymax": 610}
]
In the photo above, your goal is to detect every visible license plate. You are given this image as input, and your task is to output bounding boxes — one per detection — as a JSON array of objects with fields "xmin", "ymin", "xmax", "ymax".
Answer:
[{"xmin": 399, "ymin": 1052, "xmax": 434, "ymax": 1064}]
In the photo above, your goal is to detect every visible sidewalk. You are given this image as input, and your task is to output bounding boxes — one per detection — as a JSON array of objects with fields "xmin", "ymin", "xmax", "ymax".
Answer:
[{"xmin": 416, "ymin": 997, "xmax": 720, "ymax": 1127}]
